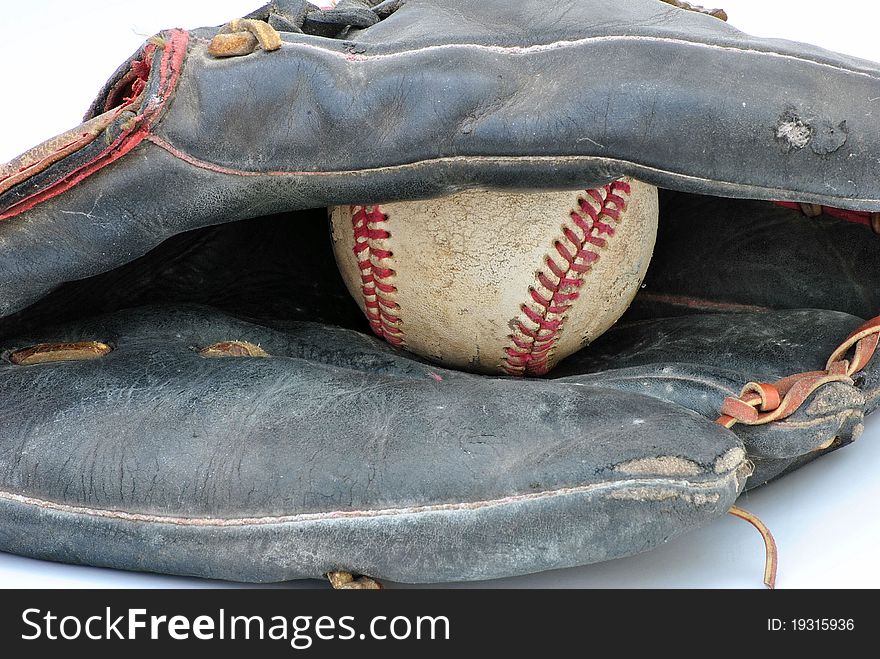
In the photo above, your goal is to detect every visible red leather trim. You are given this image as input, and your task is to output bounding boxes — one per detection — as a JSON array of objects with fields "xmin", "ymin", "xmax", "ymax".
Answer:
[
  {"xmin": 0, "ymin": 29, "xmax": 189, "ymax": 221},
  {"xmin": 774, "ymin": 201, "xmax": 874, "ymax": 227}
]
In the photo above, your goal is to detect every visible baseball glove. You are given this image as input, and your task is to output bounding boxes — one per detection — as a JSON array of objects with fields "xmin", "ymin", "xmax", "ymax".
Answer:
[{"xmin": 2, "ymin": 0, "xmax": 879, "ymax": 587}]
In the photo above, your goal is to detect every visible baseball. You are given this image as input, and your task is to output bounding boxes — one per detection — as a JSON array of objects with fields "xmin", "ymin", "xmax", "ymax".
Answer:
[{"xmin": 330, "ymin": 178, "xmax": 658, "ymax": 375}]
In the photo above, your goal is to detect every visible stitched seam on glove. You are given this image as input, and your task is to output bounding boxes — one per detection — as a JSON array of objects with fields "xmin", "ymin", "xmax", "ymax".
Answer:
[
  {"xmin": 185, "ymin": 34, "xmax": 880, "ymax": 79},
  {"xmin": 0, "ymin": 472, "xmax": 740, "ymax": 527},
  {"xmin": 140, "ymin": 137, "xmax": 880, "ymax": 209}
]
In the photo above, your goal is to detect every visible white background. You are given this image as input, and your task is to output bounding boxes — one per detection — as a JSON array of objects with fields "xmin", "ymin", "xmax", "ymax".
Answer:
[{"xmin": 1, "ymin": 0, "xmax": 879, "ymax": 588}]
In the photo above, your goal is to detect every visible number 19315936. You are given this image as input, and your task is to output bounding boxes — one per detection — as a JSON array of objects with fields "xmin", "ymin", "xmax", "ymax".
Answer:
[{"xmin": 768, "ymin": 619, "xmax": 855, "ymax": 631}]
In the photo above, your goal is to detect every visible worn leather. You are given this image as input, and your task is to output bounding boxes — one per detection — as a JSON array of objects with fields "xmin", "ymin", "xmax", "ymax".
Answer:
[
  {"xmin": 0, "ymin": 305, "xmax": 749, "ymax": 582},
  {"xmin": 1, "ymin": 0, "xmax": 879, "ymax": 584}
]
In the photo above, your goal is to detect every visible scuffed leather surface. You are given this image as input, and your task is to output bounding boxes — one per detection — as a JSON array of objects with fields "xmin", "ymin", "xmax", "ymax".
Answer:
[
  {"xmin": 5, "ymin": 1, "xmax": 880, "ymax": 318},
  {"xmin": 167, "ymin": 0, "xmax": 880, "ymax": 204},
  {"xmin": 555, "ymin": 309, "xmax": 875, "ymax": 483},
  {"xmin": 2, "ymin": 191, "xmax": 877, "ymax": 580},
  {"xmin": 1, "ymin": 0, "xmax": 880, "ymax": 583},
  {"xmin": 0, "ymin": 305, "xmax": 746, "ymax": 582}
]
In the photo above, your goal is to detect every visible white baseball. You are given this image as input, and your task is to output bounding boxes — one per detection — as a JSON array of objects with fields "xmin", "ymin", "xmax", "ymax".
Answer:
[{"xmin": 329, "ymin": 178, "xmax": 658, "ymax": 375}]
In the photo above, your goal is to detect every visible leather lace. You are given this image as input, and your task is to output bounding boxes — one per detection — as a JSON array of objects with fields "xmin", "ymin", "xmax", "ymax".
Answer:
[
  {"xmin": 210, "ymin": 1, "xmax": 403, "ymax": 57},
  {"xmin": 717, "ymin": 315, "xmax": 880, "ymax": 430}
]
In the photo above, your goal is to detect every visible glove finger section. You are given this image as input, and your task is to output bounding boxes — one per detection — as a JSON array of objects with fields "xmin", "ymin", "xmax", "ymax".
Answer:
[
  {"xmin": 165, "ymin": 0, "xmax": 880, "ymax": 209},
  {"xmin": 561, "ymin": 368, "xmax": 864, "ymax": 462},
  {"xmin": 0, "ymin": 308, "xmax": 748, "ymax": 582},
  {"xmin": 555, "ymin": 310, "xmax": 876, "ymax": 460},
  {"xmin": 6, "ymin": 6, "xmax": 880, "ymax": 318},
  {"xmin": 735, "ymin": 382, "xmax": 865, "ymax": 459}
]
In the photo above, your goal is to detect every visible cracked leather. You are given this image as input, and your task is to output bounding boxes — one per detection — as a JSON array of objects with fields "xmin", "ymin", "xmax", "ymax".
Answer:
[{"xmin": 1, "ymin": 0, "xmax": 879, "ymax": 583}]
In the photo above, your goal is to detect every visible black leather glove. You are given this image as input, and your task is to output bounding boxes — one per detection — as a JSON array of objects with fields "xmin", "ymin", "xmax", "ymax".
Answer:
[{"xmin": 2, "ymin": 0, "xmax": 879, "ymax": 586}]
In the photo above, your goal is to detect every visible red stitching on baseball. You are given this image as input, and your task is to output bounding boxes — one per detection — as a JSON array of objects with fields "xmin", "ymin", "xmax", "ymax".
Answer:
[
  {"xmin": 501, "ymin": 180, "xmax": 632, "ymax": 376},
  {"xmin": 350, "ymin": 205, "xmax": 405, "ymax": 347}
]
